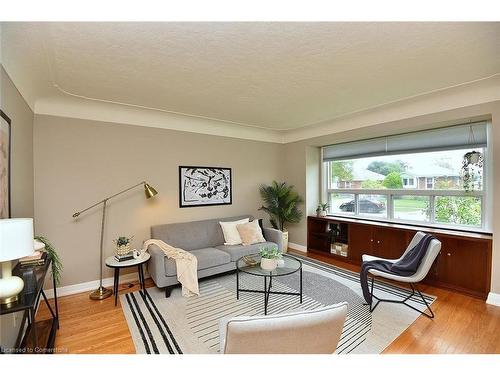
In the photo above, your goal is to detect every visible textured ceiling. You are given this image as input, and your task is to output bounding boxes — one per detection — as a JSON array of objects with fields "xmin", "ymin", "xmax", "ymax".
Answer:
[{"xmin": 2, "ymin": 22, "xmax": 500, "ymax": 130}]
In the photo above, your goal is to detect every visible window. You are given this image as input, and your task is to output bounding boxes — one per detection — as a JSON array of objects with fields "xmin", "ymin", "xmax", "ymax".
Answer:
[
  {"xmin": 426, "ymin": 177, "xmax": 434, "ymax": 189},
  {"xmin": 322, "ymin": 122, "xmax": 489, "ymax": 231},
  {"xmin": 403, "ymin": 177, "xmax": 416, "ymax": 189}
]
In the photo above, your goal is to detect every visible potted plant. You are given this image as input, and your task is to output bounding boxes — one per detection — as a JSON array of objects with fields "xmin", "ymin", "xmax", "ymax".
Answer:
[
  {"xmin": 259, "ymin": 181, "xmax": 303, "ymax": 253},
  {"xmin": 34, "ymin": 236, "xmax": 63, "ymax": 286},
  {"xmin": 316, "ymin": 203, "xmax": 330, "ymax": 217},
  {"xmin": 259, "ymin": 245, "xmax": 282, "ymax": 271},
  {"xmin": 461, "ymin": 151, "xmax": 483, "ymax": 192},
  {"xmin": 113, "ymin": 235, "xmax": 134, "ymax": 256}
]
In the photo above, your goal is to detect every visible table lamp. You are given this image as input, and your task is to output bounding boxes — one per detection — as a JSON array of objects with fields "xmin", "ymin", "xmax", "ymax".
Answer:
[{"xmin": 0, "ymin": 218, "xmax": 35, "ymax": 304}]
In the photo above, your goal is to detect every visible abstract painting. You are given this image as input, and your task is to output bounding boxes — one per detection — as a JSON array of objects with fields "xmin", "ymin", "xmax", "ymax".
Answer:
[
  {"xmin": 0, "ymin": 110, "xmax": 12, "ymax": 219},
  {"xmin": 179, "ymin": 166, "xmax": 232, "ymax": 207}
]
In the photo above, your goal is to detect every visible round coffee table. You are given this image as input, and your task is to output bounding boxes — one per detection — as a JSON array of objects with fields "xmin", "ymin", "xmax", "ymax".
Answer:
[
  {"xmin": 236, "ymin": 254, "xmax": 302, "ymax": 315},
  {"xmin": 105, "ymin": 253, "xmax": 150, "ymax": 306}
]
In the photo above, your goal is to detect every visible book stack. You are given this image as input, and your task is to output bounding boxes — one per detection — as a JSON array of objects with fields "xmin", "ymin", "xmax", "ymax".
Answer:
[
  {"xmin": 19, "ymin": 251, "xmax": 47, "ymax": 267},
  {"xmin": 114, "ymin": 252, "xmax": 134, "ymax": 262},
  {"xmin": 331, "ymin": 242, "xmax": 349, "ymax": 257}
]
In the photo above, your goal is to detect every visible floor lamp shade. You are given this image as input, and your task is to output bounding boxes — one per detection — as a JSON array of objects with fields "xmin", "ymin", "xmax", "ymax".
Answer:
[{"xmin": 0, "ymin": 218, "xmax": 35, "ymax": 304}]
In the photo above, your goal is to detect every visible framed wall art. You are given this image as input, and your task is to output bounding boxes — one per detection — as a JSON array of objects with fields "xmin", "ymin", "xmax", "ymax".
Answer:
[
  {"xmin": 0, "ymin": 110, "xmax": 12, "ymax": 219},
  {"xmin": 179, "ymin": 166, "xmax": 232, "ymax": 208}
]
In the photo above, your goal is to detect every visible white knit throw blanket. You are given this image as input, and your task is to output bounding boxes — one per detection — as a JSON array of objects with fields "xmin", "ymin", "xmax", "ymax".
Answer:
[{"xmin": 143, "ymin": 239, "xmax": 200, "ymax": 297}]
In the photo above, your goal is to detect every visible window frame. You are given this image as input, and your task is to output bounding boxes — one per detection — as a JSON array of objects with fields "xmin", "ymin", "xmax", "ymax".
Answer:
[
  {"xmin": 403, "ymin": 177, "xmax": 416, "ymax": 189},
  {"xmin": 322, "ymin": 141, "xmax": 491, "ymax": 233}
]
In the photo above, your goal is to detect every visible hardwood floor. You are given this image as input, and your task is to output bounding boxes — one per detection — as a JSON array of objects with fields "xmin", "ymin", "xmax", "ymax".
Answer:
[
  {"xmin": 37, "ymin": 279, "xmax": 154, "ymax": 354},
  {"xmin": 36, "ymin": 251, "xmax": 500, "ymax": 354},
  {"xmin": 299, "ymin": 250, "xmax": 500, "ymax": 354}
]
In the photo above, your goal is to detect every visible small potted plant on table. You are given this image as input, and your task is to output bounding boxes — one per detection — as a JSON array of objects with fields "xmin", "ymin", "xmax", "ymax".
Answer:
[
  {"xmin": 113, "ymin": 236, "xmax": 134, "ymax": 256},
  {"xmin": 259, "ymin": 245, "xmax": 282, "ymax": 271},
  {"xmin": 316, "ymin": 203, "xmax": 330, "ymax": 217}
]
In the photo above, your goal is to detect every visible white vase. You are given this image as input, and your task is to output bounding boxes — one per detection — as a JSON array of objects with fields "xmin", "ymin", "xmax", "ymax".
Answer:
[
  {"xmin": 282, "ymin": 231, "xmax": 289, "ymax": 253},
  {"xmin": 260, "ymin": 258, "xmax": 278, "ymax": 271},
  {"xmin": 319, "ymin": 210, "xmax": 327, "ymax": 217}
]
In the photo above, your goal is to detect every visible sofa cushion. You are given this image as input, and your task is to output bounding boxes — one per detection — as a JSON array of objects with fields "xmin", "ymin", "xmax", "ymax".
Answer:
[
  {"xmin": 216, "ymin": 241, "xmax": 277, "ymax": 262},
  {"xmin": 151, "ymin": 215, "xmax": 254, "ymax": 250},
  {"xmin": 164, "ymin": 247, "xmax": 231, "ymax": 276},
  {"xmin": 236, "ymin": 220, "xmax": 266, "ymax": 246},
  {"xmin": 220, "ymin": 218, "xmax": 250, "ymax": 245}
]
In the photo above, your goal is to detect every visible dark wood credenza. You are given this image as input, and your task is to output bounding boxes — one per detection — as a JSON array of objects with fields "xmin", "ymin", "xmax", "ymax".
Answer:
[{"xmin": 307, "ymin": 215, "xmax": 493, "ymax": 299}]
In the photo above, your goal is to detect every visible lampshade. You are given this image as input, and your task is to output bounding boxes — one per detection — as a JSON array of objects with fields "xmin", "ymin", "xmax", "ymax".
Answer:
[
  {"xmin": 0, "ymin": 218, "xmax": 35, "ymax": 262},
  {"xmin": 144, "ymin": 183, "xmax": 158, "ymax": 199}
]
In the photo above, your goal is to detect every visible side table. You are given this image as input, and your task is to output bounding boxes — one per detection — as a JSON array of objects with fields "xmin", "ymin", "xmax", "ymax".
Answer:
[
  {"xmin": 105, "ymin": 253, "xmax": 150, "ymax": 306},
  {"xmin": 0, "ymin": 258, "xmax": 59, "ymax": 354}
]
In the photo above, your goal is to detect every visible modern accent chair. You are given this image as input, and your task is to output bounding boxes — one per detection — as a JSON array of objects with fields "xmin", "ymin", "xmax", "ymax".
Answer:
[
  {"xmin": 362, "ymin": 231, "xmax": 441, "ymax": 318},
  {"xmin": 219, "ymin": 303, "xmax": 348, "ymax": 354}
]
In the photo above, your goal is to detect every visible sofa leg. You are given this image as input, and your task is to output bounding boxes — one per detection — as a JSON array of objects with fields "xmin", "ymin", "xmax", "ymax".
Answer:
[{"xmin": 165, "ymin": 286, "xmax": 173, "ymax": 298}]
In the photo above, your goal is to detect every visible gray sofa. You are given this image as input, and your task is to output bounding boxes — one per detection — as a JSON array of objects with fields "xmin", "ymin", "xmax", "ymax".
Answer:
[{"xmin": 147, "ymin": 215, "xmax": 283, "ymax": 297}]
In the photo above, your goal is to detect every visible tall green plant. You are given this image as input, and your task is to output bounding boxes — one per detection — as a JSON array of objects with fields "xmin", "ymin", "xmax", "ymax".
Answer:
[
  {"xmin": 35, "ymin": 236, "xmax": 63, "ymax": 286},
  {"xmin": 259, "ymin": 181, "xmax": 303, "ymax": 231}
]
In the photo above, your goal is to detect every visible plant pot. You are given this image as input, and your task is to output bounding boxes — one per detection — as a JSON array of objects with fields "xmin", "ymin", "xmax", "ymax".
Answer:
[
  {"xmin": 464, "ymin": 151, "xmax": 481, "ymax": 165},
  {"xmin": 319, "ymin": 210, "xmax": 327, "ymax": 217},
  {"xmin": 260, "ymin": 258, "xmax": 278, "ymax": 271},
  {"xmin": 282, "ymin": 231, "xmax": 289, "ymax": 253},
  {"xmin": 116, "ymin": 244, "xmax": 131, "ymax": 256}
]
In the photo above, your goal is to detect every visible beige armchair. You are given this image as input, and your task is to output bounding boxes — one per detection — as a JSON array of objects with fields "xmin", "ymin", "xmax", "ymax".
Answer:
[{"xmin": 219, "ymin": 303, "xmax": 348, "ymax": 354}]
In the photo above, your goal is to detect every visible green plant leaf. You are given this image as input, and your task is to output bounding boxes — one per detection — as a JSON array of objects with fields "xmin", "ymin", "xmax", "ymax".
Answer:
[
  {"xmin": 259, "ymin": 181, "xmax": 303, "ymax": 231},
  {"xmin": 34, "ymin": 236, "xmax": 63, "ymax": 286}
]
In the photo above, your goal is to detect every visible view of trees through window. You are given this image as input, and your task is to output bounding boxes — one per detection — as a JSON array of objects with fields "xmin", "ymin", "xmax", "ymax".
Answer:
[{"xmin": 326, "ymin": 148, "xmax": 484, "ymax": 228}]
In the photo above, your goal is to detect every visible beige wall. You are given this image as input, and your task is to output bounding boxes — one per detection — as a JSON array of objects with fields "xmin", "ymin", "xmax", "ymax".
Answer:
[
  {"xmin": 33, "ymin": 115, "xmax": 284, "ymax": 287},
  {"xmin": 283, "ymin": 101, "xmax": 500, "ymax": 294},
  {"xmin": 0, "ymin": 67, "xmax": 34, "ymax": 348}
]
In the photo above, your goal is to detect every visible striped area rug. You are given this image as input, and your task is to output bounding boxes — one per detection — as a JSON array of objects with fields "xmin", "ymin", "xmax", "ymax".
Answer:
[{"xmin": 121, "ymin": 255, "xmax": 435, "ymax": 354}]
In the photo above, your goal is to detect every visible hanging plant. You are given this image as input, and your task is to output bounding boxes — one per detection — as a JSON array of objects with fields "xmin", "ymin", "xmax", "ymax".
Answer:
[
  {"xmin": 461, "ymin": 151, "xmax": 483, "ymax": 192},
  {"xmin": 460, "ymin": 125, "xmax": 484, "ymax": 193}
]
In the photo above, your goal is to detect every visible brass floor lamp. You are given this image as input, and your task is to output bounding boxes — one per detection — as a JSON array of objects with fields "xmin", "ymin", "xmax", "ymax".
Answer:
[{"xmin": 72, "ymin": 181, "xmax": 158, "ymax": 300}]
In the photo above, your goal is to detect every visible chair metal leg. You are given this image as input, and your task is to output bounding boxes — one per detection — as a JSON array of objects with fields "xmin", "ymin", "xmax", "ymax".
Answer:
[
  {"xmin": 368, "ymin": 277, "xmax": 380, "ymax": 313},
  {"xmin": 410, "ymin": 283, "xmax": 435, "ymax": 318},
  {"xmin": 368, "ymin": 278, "xmax": 434, "ymax": 319}
]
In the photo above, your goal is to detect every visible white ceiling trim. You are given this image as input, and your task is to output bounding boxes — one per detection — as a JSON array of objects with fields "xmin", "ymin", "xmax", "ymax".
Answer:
[
  {"xmin": 294, "ymin": 72, "xmax": 500, "ymax": 130},
  {"xmin": 284, "ymin": 73, "xmax": 500, "ymax": 143},
  {"xmin": 52, "ymin": 82, "xmax": 277, "ymax": 132},
  {"xmin": 34, "ymin": 95, "xmax": 284, "ymax": 143},
  {"xmin": 34, "ymin": 72, "xmax": 500, "ymax": 144},
  {"xmin": 49, "ymin": 70, "xmax": 500, "ymax": 133}
]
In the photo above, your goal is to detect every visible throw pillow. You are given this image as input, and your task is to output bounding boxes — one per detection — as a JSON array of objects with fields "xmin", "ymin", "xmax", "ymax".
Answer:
[
  {"xmin": 219, "ymin": 218, "xmax": 250, "ymax": 245},
  {"xmin": 236, "ymin": 220, "xmax": 266, "ymax": 246}
]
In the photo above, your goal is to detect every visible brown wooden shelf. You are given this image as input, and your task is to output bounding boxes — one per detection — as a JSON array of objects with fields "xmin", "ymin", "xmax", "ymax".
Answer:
[
  {"xmin": 312, "ymin": 215, "xmax": 493, "ymax": 241},
  {"xmin": 308, "ymin": 248, "xmax": 349, "ymax": 261},
  {"xmin": 307, "ymin": 215, "xmax": 492, "ymax": 300}
]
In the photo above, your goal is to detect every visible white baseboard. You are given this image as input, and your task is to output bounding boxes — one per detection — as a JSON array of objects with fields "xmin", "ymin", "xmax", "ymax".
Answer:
[
  {"xmin": 486, "ymin": 292, "xmax": 500, "ymax": 307},
  {"xmin": 288, "ymin": 242, "xmax": 307, "ymax": 253},
  {"xmin": 44, "ymin": 270, "xmax": 147, "ymax": 299}
]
